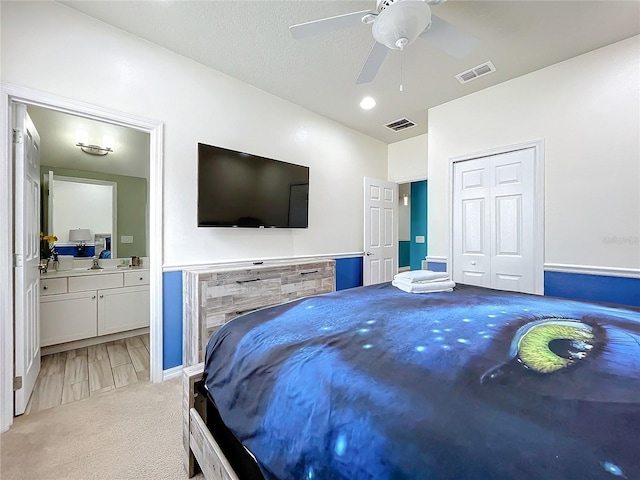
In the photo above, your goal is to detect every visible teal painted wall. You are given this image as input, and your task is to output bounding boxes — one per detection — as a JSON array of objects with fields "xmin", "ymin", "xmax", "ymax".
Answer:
[
  {"xmin": 410, "ymin": 181, "xmax": 427, "ymax": 271},
  {"xmin": 399, "ymin": 241, "xmax": 411, "ymax": 267}
]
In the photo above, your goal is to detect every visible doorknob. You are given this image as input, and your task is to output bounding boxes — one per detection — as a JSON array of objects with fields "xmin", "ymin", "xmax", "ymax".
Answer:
[
  {"xmin": 365, "ymin": 252, "xmax": 374, "ymax": 256},
  {"xmin": 471, "ymin": 261, "xmax": 477, "ymax": 266}
]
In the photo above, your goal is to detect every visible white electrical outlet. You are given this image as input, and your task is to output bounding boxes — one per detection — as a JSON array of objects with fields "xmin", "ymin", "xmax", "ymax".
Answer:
[
  {"xmin": 121, "ymin": 235, "xmax": 134, "ymax": 244},
  {"xmin": 415, "ymin": 236, "xmax": 425, "ymax": 244}
]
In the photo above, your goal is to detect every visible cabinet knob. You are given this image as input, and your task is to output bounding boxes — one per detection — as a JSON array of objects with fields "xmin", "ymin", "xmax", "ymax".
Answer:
[
  {"xmin": 43, "ymin": 285, "xmax": 48, "ymax": 290},
  {"xmin": 92, "ymin": 295, "xmax": 96, "ymax": 299},
  {"xmin": 139, "ymin": 277, "xmax": 143, "ymax": 281},
  {"xmin": 99, "ymin": 294, "xmax": 104, "ymax": 298}
]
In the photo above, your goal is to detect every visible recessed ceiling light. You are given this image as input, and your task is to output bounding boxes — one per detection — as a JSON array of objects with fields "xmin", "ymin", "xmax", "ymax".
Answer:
[{"xmin": 360, "ymin": 97, "xmax": 376, "ymax": 110}]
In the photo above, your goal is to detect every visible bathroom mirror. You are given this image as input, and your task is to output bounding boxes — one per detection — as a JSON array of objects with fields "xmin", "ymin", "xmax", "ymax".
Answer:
[{"xmin": 42, "ymin": 171, "xmax": 147, "ymax": 258}]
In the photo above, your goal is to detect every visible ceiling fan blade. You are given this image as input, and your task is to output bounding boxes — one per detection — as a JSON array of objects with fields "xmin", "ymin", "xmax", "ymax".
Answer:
[
  {"xmin": 419, "ymin": 14, "xmax": 479, "ymax": 59},
  {"xmin": 290, "ymin": 10, "xmax": 373, "ymax": 40},
  {"xmin": 356, "ymin": 42, "xmax": 389, "ymax": 84}
]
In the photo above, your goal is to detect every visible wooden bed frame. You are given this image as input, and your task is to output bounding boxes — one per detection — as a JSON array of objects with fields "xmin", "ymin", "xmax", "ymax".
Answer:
[
  {"xmin": 182, "ymin": 259, "xmax": 336, "ymax": 479},
  {"xmin": 183, "ymin": 363, "xmax": 240, "ymax": 480}
]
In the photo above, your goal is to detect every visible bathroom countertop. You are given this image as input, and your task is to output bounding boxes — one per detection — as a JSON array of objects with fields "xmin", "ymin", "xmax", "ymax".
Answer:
[{"xmin": 41, "ymin": 266, "xmax": 149, "ymax": 278}]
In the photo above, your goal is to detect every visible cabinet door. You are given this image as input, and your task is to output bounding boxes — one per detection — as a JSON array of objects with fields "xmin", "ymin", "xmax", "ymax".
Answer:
[
  {"xmin": 40, "ymin": 292, "xmax": 98, "ymax": 347},
  {"xmin": 97, "ymin": 286, "xmax": 150, "ymax": 335}
]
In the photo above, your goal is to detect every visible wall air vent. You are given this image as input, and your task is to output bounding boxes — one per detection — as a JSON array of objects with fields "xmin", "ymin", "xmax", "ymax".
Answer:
[
  {"xmin": 384, "ymin": 117, "xmax": 416, "ymax": 132},
  {"xmin": 455, "ymin": 61, "xmax": 497, "ymax": 84}
]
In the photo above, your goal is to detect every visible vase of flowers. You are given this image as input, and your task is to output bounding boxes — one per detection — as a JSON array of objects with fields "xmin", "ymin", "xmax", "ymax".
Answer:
[{"xmin": 40, "ymin": 233, "xmax": 58, "ymax": 271}]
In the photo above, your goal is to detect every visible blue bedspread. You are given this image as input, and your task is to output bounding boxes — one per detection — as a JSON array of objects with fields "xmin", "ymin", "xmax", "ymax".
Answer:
[{"xmin": 203, "ymin": 283, "xmax": 640, "ymax": 480}]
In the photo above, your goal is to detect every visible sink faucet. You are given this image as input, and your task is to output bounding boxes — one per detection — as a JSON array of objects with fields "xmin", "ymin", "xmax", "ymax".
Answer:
[{"xmin": 90, "ymin": 256, "xmax": 103, "ymax": 270}]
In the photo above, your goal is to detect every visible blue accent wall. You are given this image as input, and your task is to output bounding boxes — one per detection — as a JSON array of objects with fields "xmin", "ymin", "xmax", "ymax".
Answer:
[
  {"xmin": 159, "ymin": 263, "xmax": 638, "ymax": 372},
  {"xmin": 336, "ymin": 257, "xmax": 363, "ymax": 291},
  {"xmin": 160, "ymin": 258, "xmax": 363, "ymax": 371},
  {"xmin": 399, "ymin": 241, "xmax": 410, "ymax": 268},
  {"xmin": 410, "ymin": 181, "xmax": 427, "ymax": 271},
  {"xmin": 162, "ymin": 271, "xmax": 183, "ymax": 370},
  {"xmin": 544, "ymin": 271, "xmax": 640, "ymax": 307},
  {"xmin": 427, "ymin": 261, "xmax": 447, "ymax": 273}
]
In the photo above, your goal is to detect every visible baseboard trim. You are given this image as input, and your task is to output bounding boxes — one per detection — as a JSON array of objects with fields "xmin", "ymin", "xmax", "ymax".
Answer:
[
  {"xmin": 41, "ymin": 327, "xmax": 150, "ymax": 356},
  {"xmin": 544, "ymin": 263, "xmax": 640, "ymax": 279},
  {"xmin": 163, "ymin": 365, "xmax": 182, "ymax": 381}
]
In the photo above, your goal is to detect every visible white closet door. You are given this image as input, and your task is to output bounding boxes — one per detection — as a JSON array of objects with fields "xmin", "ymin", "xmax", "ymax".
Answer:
[
  {"xmin": 453, "ymin": 157, "xmax": 492, "ymax": 287},
  {"xmin": 490, "ymin": 148, "xmax": 536, "ymax": 292},
  {"xmin": 453, "ymin": 147, "xmax": 536, "ymax": 294}
]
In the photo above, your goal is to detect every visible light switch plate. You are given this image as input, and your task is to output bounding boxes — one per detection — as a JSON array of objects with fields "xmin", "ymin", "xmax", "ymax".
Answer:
[
  {"xmin": 121, "ymin": 235, "xmax": 134, "ymax": 244},
  {"xmin": 415, "ymin": 235, "xmax": 425, "ymax": 244}
]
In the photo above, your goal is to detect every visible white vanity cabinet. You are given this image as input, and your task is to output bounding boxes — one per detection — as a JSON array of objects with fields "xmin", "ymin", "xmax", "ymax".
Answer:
[
  {"xmin": 98, "ymin": 285, "xmax": 150, "ymax": 335},
  {"xmin": 40, "ymin": 291, "xmax": 98, "ymax": 346},
  {"xmin": 40, "ymin": 269, "xmax": 150, "ymax": 347}
]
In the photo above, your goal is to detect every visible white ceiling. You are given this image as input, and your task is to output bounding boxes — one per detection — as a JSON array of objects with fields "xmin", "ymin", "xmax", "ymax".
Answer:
[
  {"xmin": 59, "ymin": 0, "xmax": 640, "ymax": 144},
  {"xmin": 28, "ymin": 105, "xmax": 150, "ymax": 179}
]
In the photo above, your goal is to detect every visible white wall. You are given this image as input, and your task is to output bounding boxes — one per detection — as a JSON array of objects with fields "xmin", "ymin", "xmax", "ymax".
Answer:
[
  {"xmin": 428, "ymin": 36, "xmax": 640, "ymax": 270},
  {"xmin": 398, "ymin": 183, "xmax": 411, "ymax": 241},
  {"xmin": 1, "ymin": 1, "xmax": 388, "ymax": 266},
  {"xmin": 388, "ymin": 134, "xmax": 428, "ymax": 183}
]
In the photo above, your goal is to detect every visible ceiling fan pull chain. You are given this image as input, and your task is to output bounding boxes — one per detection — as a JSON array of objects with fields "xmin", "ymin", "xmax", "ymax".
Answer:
[{"xmin": 400, "ymin": 45, "xmax": 404, "ymax": 92}]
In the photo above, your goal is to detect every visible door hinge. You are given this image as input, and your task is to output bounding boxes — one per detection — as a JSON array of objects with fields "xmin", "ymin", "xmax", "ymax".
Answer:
[
  {"xmin": 13, "ymin": 376, "xmax": 22, "ymax": 391},
  {"xmin": 12, "ymin": 128, "xmax": 23, "ymax": 144},
  {"xmin": 13, "ymin": 253, "xmax": 23, "ymax": 268}
]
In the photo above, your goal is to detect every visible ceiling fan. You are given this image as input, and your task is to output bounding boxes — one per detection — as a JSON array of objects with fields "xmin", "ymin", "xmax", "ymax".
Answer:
[{"xmin": 290, "ymin": 0, "xmax": 478, "ymax": 85}]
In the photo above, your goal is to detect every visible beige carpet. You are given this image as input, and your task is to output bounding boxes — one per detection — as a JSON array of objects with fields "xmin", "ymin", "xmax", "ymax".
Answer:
[{"xmin": 1, "ymin": 377, "xmax": 204, "ymax": 480}]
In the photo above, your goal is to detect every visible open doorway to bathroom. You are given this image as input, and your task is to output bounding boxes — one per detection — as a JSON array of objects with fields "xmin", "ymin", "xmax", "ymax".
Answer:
[
  {"xmin": 23, "ymin": 105, "xmax": 151, "ymax": 415},
  {"xmin": 398, "ymin": 180, "xmax": 427, "ymax": 273}
]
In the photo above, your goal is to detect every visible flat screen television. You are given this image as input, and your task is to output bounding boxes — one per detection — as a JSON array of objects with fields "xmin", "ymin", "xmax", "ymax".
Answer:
[{"xmin": 198, "ymin": 143, "xmax": 309, "ymax": 228}]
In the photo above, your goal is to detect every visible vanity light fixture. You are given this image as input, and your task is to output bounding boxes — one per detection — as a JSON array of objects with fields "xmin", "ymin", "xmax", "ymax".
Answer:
[
  {"xmin": 75, "ymin": 130, "xmax": 115, "ymax": 156},
  {"xmin": 403, "ymin": 194, "xmax": 409, "ymax": 206}
]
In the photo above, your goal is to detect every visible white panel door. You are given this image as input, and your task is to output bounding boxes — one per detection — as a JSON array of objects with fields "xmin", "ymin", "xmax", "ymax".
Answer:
[
  {"xmin": 13, "ymin": 104, "xmax": 41, "ymax": 415},
  {"xmin": 490, "ymin": 148, "xmax": 535, "ymax": 292},
  {"xmin": 363, "ymin": 177, "xmax": 397, "ymax": 286},
  {"xmin": 453, "ymin": 158, "xmax": 492, "ymax": 287},
  {"xmin": 452, "ymin": 147, "xmax": 536, "ymax": 293}
]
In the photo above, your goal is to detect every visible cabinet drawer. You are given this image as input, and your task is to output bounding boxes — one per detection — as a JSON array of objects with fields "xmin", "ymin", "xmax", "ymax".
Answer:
[
  {"xmin": 68, "ymin": 273, "xmax": 123, "ymax": 292},
  {"xmin": 40, "ymin": 278, "xmax": 67, "ymax": 296},
  {"xmin": 124, "ymin": 270, "xmax": 150, "ymax": 286}
]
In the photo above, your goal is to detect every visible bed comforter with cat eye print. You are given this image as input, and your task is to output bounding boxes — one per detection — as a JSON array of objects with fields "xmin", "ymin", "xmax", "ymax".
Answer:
[{"xmin": 203, "ymin": 283, "xmax": 640, "ymax": 480}]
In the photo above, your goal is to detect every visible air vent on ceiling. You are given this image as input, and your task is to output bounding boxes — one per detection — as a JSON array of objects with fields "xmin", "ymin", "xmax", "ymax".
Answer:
[
  {"xmin": 385, "ymin": 117, "xmax": 416, "ymax": 132},
  {"xmin": 455, "ymin": 61, "xmax": 496, "ymax": 84}
]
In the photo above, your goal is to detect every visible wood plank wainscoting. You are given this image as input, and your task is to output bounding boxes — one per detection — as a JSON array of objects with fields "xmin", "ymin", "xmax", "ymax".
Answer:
[{"xmin": 183, "ymin": 258, "xmax": 336, "ymax": 368}]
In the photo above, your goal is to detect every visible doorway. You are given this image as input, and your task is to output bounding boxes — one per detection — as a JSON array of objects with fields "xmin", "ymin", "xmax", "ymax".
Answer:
[
  {"xmin": 1, "ymin": 84, "xmax": 164, "ymax": 432},
  {"xmin": 27, "ymin": 105, "xmax": 151, "ymax": 414},
  {"xmin": 398, "ymin": 180, "xmax": 427, "ymax": 272}
]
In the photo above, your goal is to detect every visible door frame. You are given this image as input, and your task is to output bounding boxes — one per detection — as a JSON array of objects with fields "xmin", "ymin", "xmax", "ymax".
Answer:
[
  {"xmin": 0, "ymin": 83, "xmax": 164, "ymax": 433},
  {"xmin": 447, "ymin": 139, "xmax": 545, "ymax": 295}
]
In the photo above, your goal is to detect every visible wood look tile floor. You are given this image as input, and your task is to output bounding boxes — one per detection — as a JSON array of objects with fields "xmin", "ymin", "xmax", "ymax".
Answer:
[{"xmin": 26, "ymin": 334, "xmax": 150, "ymax": 415}]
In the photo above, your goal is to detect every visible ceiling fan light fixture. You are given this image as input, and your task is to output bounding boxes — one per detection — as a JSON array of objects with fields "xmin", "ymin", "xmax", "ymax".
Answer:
[
  {"xmin": 360, "ymin": 97, "xmax": 377, "ymax": 110},
  {"xmin": 372, "ymin": 1, "xmax": 432, "ymax": 50}
]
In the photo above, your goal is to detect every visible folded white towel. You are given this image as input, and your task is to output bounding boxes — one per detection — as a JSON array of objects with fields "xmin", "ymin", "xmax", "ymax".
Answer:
[
  {"xmin": 392, "ymin": 279, "xmax": 456, "ymax": 294},
  {"xmin": 394, "ymin": 270, "xmax": 450, "ymax": 284},
  {"xmin": 393, "ymin": 277, "xmax": 451, "ymax": 287}
]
